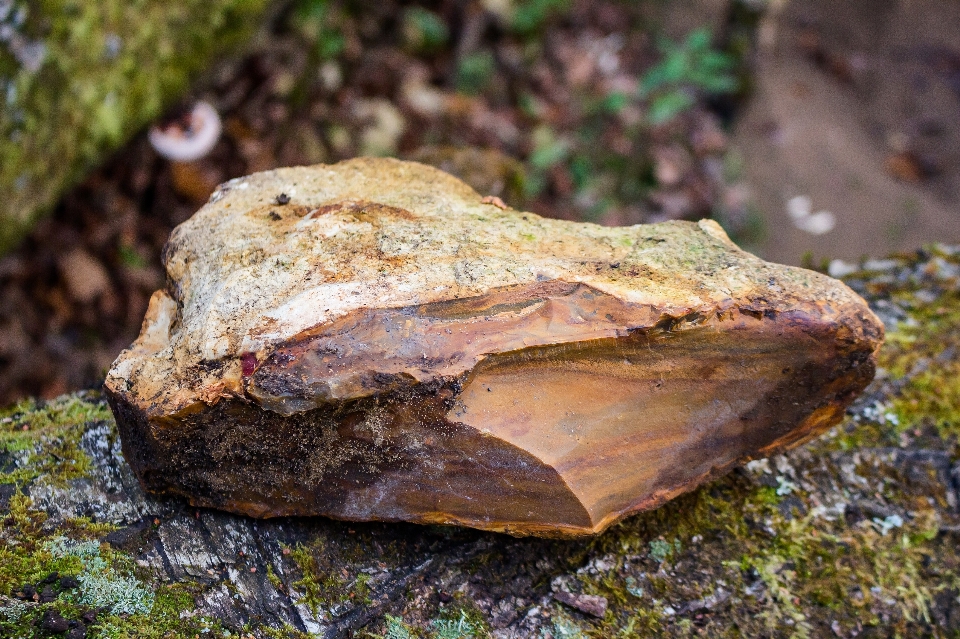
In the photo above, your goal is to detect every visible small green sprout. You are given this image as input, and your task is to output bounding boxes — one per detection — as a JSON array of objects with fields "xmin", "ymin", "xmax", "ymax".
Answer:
[{"xmin": 638, "ymin": 28, "xmax": 737, "ymax": 124}]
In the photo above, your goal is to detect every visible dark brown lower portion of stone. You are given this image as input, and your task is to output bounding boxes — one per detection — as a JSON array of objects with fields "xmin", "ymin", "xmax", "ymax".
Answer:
[
  {"xmin": 107, "ymin": 384, "xmax": 595, "ymax": 537},
  {"xmin": 107, "ymin": 299, "xmax": 881, "ymax": 537}
]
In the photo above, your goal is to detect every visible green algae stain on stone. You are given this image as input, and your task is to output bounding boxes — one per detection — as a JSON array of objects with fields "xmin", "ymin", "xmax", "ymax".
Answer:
[{"xmin": 0, "ymin": 0, "xmax": 270, "ymax": 254}]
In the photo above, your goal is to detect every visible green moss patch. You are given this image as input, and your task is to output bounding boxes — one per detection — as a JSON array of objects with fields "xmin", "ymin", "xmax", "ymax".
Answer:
[
  {"xmin": 0, "ymin": 492, "xmax": 228, "ymax": 639},
  {"xmin": 287, "ymin": 537, "xmax": 374, "ymax": 618},
  {"xmin": 552, "ymin": 468, "xmax": 953, "ymax": 637},
  {"xmin": 0, "ymin": 392, "xmax": 240, "ymax": 638},
  {"xmin": 0, "ymin": 392, "xmax": 110, "ymax": 486}
]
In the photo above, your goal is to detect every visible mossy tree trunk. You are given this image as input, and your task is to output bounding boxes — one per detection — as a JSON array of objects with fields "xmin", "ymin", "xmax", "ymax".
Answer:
[
  {"xmin": 0, "ymin": 0, "xmax": 271, "ymax": 254},
  {"xmin": 3, "ymin": 248, "xmax": 960, "ymax": 638}
]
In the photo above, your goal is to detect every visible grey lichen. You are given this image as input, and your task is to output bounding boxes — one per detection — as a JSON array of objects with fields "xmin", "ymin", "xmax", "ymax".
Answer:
[{"xmin": 45, "ymin": 536, "xmax": 154, "ymax": 615}]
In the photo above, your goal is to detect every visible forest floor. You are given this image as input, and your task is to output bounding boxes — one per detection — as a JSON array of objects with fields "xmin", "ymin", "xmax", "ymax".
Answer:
[{"xmin": 735, "ymin": 0, "xmax": 960, "ymax": 265}]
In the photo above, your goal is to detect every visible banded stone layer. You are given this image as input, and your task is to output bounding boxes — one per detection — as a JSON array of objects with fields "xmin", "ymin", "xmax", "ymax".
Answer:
[{"xmin": 105, "ymin": 157, "xmax": 883, "ymax": 537}]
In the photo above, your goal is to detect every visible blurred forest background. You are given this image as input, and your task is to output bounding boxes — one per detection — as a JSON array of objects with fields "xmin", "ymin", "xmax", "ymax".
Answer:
[{"xmin": 0, "ymin": 0, "xmax": 958, "ymax": 405}]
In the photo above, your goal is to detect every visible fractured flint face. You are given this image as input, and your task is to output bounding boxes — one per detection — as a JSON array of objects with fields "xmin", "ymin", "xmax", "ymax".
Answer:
[{"xmin": 105, "ymin": 157, "xmax": 883, "ymax": 537}]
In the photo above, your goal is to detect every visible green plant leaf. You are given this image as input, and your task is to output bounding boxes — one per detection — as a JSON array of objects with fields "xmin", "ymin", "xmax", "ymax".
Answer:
[
  {"xmin": 648, "ymin": 91, "xmax": 694, "ymax": 125},
  {"xmin": 456, "ymin": 51, "xmax": 496, "ymax": 95}
]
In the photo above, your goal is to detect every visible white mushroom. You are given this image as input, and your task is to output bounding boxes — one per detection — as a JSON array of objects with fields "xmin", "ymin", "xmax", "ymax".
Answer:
[{"xmin": 148, "ymin": 101, "xmax": 222, "ymax": 162}]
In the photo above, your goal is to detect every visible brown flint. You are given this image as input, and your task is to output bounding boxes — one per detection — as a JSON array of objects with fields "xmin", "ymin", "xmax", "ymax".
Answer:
[{"xmin": 105, "ymin": 158, "xmax": 883, "ymax": 537}]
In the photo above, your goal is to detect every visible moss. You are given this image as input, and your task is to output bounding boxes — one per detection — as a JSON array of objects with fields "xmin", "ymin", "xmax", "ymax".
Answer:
[
  {"xmin": 544, "ymin": 613, "xmax": 589, "ymax": 639},
  {"xmin": 825, "ymin": 248, "xmax": 960, "ymax": 454},
  {"xmin": 0, "ymin": 0, "xmax": 270, "ymax": 254},
  {"xmin": 288, "ymin": 535, "xmax": 374, "ymax": 618},
  {"xmin": 884, "ymin": 291, "xmax": 960, "ymax": 452},
  {"xmin": 563, "ymin": 465, "xmax": 955, "ymax": 637},
  {"xmin": 0, "ymin": 391, "xmax": 110, "ymax": 485},
  {"xmin": 0, "ymin": 492, "xmax": 229, "ymax": 639},
  {"xmin": 262, "ymin": 622, "xmax": 317, "ymax": 639},
  {"xmin": 267, "ymin": 563, "xmax": 285, "ymax": 594},
  {"xmin": 0, "ymin": 394, "xmax": 238, "ymax": 638}
]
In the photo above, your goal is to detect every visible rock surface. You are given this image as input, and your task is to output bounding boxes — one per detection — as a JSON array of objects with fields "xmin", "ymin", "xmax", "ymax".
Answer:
[
  {"xmin": 105, "ymin": 157, "xmax": 883, "ymax": 537},
  {"xmin": 2, "ymin": 247, "xmax": 960, "ymax": 637}
]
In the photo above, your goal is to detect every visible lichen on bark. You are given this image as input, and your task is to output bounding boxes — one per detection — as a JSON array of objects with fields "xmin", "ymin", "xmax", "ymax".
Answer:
[{"xmin": 0, "ymin": 0, "xmax": 269, "ymax": 254}]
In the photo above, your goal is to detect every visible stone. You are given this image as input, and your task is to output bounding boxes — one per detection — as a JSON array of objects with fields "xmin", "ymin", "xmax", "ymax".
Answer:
[
  {"xmin": 41, "ymin": 610, "xmax": 70, "ymax": 632},
  {"xmin": 552, "ymin": 590, "xmax": 609, "ymax": 617},
  {"xmin": 59, "ymin": 576, "xmax": 80, "ymax": 590},
  {"xmin": 66, "ymin": 625, "xmax": 87, "ymax": 639},
  {"xmin": 105, "ymin": 157, "xmax": 883, "ymax": 537}
]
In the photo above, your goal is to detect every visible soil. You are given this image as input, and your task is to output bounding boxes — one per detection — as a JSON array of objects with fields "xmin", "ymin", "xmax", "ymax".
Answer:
[{"xmin": 736, "ymin": 0, "xmax": 960, "ymax": 265}]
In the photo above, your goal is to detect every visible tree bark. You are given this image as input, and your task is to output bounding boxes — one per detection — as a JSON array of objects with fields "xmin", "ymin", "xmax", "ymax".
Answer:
[{"xmin": 4, "ymin": 247, "xmax": 960, "ymax": 637}]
